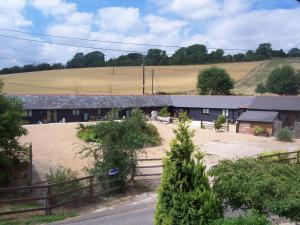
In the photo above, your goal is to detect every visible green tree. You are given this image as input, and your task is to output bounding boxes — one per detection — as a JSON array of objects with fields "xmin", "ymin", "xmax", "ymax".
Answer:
[
  {"xmin": 209, "ymin": 158, "xmax": 300, "ymax": 221},
  {"xmin": 255, "ymin": 82, "xmax": 267, "ymax": 94},
  {"xmin": 197, "ymin": 67, "xmax": 234, "ymax": 95},
  {"xmin": 154, "ymin": 113, "xmax": 221, "ymax": 225},
  {"xmin": 255, "ymin": 43, "xmax": 272, "ymax": 59},
  {"xmin": 265, "ymin": 65, "xmax": 300, "ymax": 95},
  {"xmin": 0, "ymin": 80, "xmax": 28, "ymax": 186},
  {"xmin": 146, "ymin": 49, "xmax": 169, "ymax": 65},
  {"xmin": 83, "ymin": 51, "xmax": 105, "ymax": 67},
  {"xmin": 287, "ymin": 48, "xmax": 300, "ymax": 57}
]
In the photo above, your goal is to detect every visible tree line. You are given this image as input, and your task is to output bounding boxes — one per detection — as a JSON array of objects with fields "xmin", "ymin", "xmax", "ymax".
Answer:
[{"xmin": 1, "ymin": 43, "xmax": 300, "ymax": 75}]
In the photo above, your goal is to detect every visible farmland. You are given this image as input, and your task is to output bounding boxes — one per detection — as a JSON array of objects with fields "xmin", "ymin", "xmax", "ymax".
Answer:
[
  {"xmin": 1, "ymin": 61, "xmax": 261, "ymax": 95},
  {"xmin": 1, "ymin": 58, "xmax": 300, "ymax": 95}
]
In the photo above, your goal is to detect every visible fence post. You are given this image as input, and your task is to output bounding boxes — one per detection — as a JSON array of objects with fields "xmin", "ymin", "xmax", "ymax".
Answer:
[
  {"xmin": 45, "ymin": 185, "xmax": 52, "ymax": 215},
  {"xmin": 89, "ymin": 176, "xmax": 94, "ymax": 202},
  {"xmin": 227, "ymin": 122, "xmax": 229, "ymax": 132},
  {"xmin": 297, "ymin": 151, "xmax": 300, "ymax": 164},
  {"xmin": 28, "ymin": 143, "xmax": 33, "ymax": 186}
]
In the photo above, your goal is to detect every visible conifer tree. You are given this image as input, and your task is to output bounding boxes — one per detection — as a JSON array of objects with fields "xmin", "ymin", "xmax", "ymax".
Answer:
[{"xmin": 154, "ymin": 113, "xmax": 221, "ymax": 225}]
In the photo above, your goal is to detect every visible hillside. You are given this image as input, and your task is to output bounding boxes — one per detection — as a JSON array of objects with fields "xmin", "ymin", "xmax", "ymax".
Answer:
[
  {"xmin": 1, "ymin": 58, "xmax": 299, "ymax": 95},
  {"xmin": 234, "ymin": 58, "xmax": 300, "ymax": 95}
]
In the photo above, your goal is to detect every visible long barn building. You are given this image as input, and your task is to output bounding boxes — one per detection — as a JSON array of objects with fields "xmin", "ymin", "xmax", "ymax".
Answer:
[{"xmin": 9, "ymin": 94, "xmax": 300, "ymax": 137}]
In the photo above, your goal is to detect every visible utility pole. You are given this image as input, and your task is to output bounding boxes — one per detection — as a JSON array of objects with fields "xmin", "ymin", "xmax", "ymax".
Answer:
[
  {"xmin": 151, "ymin": 69, "xmax": 154, "ymax": 95},
  {"xmin": 142, "ymin": 56, "xmax": 145, "ymax": 95}
]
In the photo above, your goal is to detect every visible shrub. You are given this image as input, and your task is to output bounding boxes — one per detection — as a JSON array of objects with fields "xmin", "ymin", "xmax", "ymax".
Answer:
[
  {"xmin": 154, "ymin": 113, "xmax": 222, "ymax": 225},
  {"xmin": 76, "ymin": 124, "xmax": 96, "ymax": 142},
  {"xmin": 276, "ymin": 127, "xmax": 293, "ymax": 142},
  {"xmin": 211, "ymin": 210, "xmax": 270, "ymax": 225},
  {"xmin": 46, "ymin": 167, "xmax": 82, "ymax": 204},
  {"xmin": 157, "ymin": 107, "xmax": 170, "ymax": 117},
  {"xmin": 80, "ymin": 109, "xmax": 161, "ymax": 185},
  {"xmin": 254, "ymin": 126, "xmax": 265, "ymax": 136},
  {"xmin": 209, "ymin": 158, "xmax": 300, "ymax": 221},
  {"xmin": 214, "ymin": 115, "xmax": 226, "ymax": 130}
]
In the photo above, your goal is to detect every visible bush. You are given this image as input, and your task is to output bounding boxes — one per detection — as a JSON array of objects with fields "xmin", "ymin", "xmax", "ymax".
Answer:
[
  {"xmin": 76, "ymin": 124, "xmax": 96, "ymax": 142},
  {"xmin": 157, "ymin": 107, "xmax": 170, "ymax": 117},
  {"xmin": 79, "ymin": 109, "xmax": 162, "ymax": 185},
  {"xmin": 276, "ymin": 127, "xmax": 293, "ymax": 142},
  {"xmin": 254, "ymin": 126, "xmax": 265, "ymax": 136},
  {"xmin": 214, "ymin": 115, "xmax": 226, "ymax": 130},
  {"xmin": 154, "ymin": 113, "xmax": 222, "ymax": 225},
  {"xmin": 46, "ymin": 167, "xmax": 82, "ymax": 204},
  {"xmin": 209, "ymin": 158, "xmax": 300, "ymax": 221},
  {"xmin": 211, "ymin": 210, "xmax": 270, "ymax": 225}
]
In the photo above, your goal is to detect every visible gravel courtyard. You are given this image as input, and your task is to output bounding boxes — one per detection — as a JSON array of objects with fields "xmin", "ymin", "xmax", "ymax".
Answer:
[{"xmin": 20, "ymin": 121, "xmax": 300, "ymax": 183}]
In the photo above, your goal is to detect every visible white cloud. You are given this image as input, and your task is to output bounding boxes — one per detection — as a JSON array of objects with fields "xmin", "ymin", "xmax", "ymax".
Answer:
[
  {"xmin": 156, "ymin": 0, "xmax": 253, "ymax": 20},
  {"xmin": 0, "ymin": 0, "xmax": 32, "ymax": 28},
  {"xmin": 203, "ymin": 8, "xmax": 300, "ymax": 50},
  {"xmin": 96, "ymin": 7, "xmax": 142, "ymax": 33},
  {"xmin": 145, "ymin": 15, "xmax": 186, "ymax": 34},
  {"xmin": 31, "ymin": 0, "xmax": 76, "ymax": 17}
]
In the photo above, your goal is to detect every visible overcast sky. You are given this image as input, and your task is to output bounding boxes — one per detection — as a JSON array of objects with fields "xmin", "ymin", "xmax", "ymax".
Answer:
[{"xmin": 0, "ymin": 0, "xmax": 300, "ymax": 68}]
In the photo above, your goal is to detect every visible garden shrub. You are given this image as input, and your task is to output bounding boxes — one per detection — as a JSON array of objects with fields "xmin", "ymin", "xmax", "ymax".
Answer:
[
  {"xmin": 76, "ymin": 124, "xmax": 96, "ymax": 142},
  {"xmin": 154, "ymin": 113, "xmax": 222, "ymax": 225},
  {"xmin": 46, "ymin": 167, "xmax": 82, "ymax": 204},
  {"xmin": 211, "ymin": 210, "xmax": 270, "ymax": 225},
  {"xmin": 276, "ymin": 127, "xmax": 293, "ymax": 142},
  {"xmin": 209, "ymin": 158, "xmax": 300, "ymax": 221},
  {"xmin": 254, "ymin": 126, "xmax": 265, "ymax": 136},
  {"xmin": 79, "ymin": 109, "xmax": 161, "ymax": 186},
  {"xmin": 214, "ymin": 115, "xmax": 226, "ymax": 130},
  {"xmin": 157, "ymin": 107, "xmax": 170, "ymax": 117}
]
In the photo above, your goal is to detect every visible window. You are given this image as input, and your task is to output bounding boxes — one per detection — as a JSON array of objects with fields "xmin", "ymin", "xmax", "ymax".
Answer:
[
  {"xmin": 222, "ymin": 109, "xmax": 229, "ymax": 117},
  {"xmin": 98, "ymin": 109, "xmax": 101, "ymax": 115},
  {"xmin": 72, "ymin": 109, "xmax": 80, "ymax": 116},
  {"xmin": 23, "ymin": 110, "xmax": 32, "ymax": 117},
  {"xmin": 203, "ymin": 108, "xmax": 209, "ymax": 114}
]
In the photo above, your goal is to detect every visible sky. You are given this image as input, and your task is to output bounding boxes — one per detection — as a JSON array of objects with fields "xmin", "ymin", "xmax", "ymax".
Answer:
[{"xmin": 0, "ymin": 0, "xmax": 300, "ymax": 68}]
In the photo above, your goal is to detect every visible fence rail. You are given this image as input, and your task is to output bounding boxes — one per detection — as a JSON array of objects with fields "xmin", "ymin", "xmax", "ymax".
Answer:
[
  {"xmin": 0, "ymin": 173, "xmax": 121, "ymax": 217},
  {"xmin": 136, "ymin": 158, "xmax": 163, "ymax": 178},
  {"xmin": 201, "ymin": 121, "xmax": 229, "ymax": 132},
  {"xmin": 258, "ymin": 150, "xmax": 300, "ymax": 164}
]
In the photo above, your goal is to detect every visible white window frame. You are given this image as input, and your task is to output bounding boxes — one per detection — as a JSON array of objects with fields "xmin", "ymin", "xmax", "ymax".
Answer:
[
  {"xmin": 222, "ymin": 109, "xmax": 229, "ymax": 117},
  {"xmin": 203, "ymin": 108, "xmax": 209, "ymax": 114},
  {"xmin": 72, "ymin": 109, "xmax": 80, "ymax": 116},
  {"xmin": 27, "ymin": 110, "xmax": 32, "ymax": 117}
]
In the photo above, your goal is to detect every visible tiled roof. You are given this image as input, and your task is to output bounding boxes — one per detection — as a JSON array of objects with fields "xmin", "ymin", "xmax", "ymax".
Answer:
[
  {"xmin": 248, "ymin": 96, "xmax": 300, "ymax": 111},
  {"xmin": 171, "ymin": 96, "xmax": 255, "ymax": 109},
  {"xmin": 237, "ymin": 110, "xmax": 278, "ymax": 122}
]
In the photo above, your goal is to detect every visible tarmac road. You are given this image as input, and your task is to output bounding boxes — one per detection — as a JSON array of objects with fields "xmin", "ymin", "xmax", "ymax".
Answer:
[{"xmin": 51, "ymin": 194, "xmax": 156, "ymax": 225}]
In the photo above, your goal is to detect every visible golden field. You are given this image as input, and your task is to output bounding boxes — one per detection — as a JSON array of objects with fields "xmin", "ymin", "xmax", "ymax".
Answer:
[{"xmin": 1, "ymin": 61, "xmax": 263, "ymax": 95}]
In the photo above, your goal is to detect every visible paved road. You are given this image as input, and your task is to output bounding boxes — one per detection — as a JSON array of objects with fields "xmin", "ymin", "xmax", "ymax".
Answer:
[{"xmin": 52, "ymin": 194, "xmax": 155, "ymax": 225}]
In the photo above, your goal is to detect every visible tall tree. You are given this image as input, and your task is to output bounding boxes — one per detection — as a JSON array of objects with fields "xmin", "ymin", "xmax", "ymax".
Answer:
[
  {"xmin": 0, "ymin": 80, "xmax": 28, "ymax": 186},
  {"xmin": 265, "ymin": 65, "xmax": 300, "ymax": 95},
  {"xmin": 154, "ymin": 114, "xmax": 221, "ymax": 225},
  {"xmin": 197, "ymin": 67, "xmax": 234, "ymax": 95},
  {"xmin": 146, "ymin": 49, "xmax": 168, "ymax": 65},
  {"xmin": 287, "ymin": 48, "xmax": 300, "ymax": 57},
  {"xmin": 255, "ymin": 43, "xmax": 272, "ymax": 59},
  {"xmin": 66, "ymin": 52, "xmax": 85, "ymax": 68}
]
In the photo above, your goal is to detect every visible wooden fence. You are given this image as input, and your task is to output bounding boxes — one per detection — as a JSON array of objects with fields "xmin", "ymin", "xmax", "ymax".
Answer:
[
  {"xmin": 135, "ymin": 158, "xmax": 163, "ymax": 178},
  {"xmin": 0, "ymin": 173, "xmax": 121, "ymax": 217},
  {"xmin": 201, "ymin": 121, "xmax": 229, "ymax": 132},
  {"xmin": 258, "ymin": 150, "xmax": 300, "ymax": 164}
]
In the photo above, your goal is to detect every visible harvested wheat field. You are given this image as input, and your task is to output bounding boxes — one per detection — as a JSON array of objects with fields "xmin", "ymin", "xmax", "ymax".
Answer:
[{"xmin": 2, "ymin": 61, "xmax": 262, "ymax": 95}]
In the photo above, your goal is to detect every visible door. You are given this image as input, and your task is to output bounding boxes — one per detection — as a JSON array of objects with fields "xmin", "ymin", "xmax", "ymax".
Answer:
[{"xmin": 47, "ymin": 110, "xmax": 57, "ymax": 122}]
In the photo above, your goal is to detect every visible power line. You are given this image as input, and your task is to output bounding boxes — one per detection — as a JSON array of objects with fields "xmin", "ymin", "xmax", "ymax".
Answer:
[
  {"xmin": 0, "ymin": 27, "xmax": 290, "ymax": 52},
  {"xmin": 0, "ymin": 34, "xmax": 147, "ymax": 54},
  {"xmin": 0, "ymin": 27, "xmax": 180, "ymax": 48}
]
